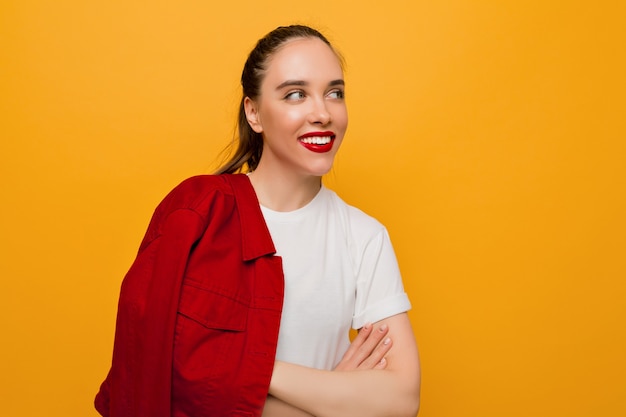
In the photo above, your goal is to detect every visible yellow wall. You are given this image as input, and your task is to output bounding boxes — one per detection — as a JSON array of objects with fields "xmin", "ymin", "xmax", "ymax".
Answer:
[{"xmin": 2, "ymin": 1, "xmax": 624, "ymax": 415}]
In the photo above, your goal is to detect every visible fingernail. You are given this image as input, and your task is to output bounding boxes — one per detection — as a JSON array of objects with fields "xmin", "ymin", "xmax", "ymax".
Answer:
[
  {"xmin": 363, "ymin": 323, "xmax": 371, "ymax": 330},
  {"xmin": 379, "ymin": 324, "xmax": 388, "ymax": 332},
  {"xmin": 383, "ymin": 337, "xmax": 391, "ymax": 345},
  {"xmin": 380, "ymin": 357, "xmax": 386, "ymax": 365}
]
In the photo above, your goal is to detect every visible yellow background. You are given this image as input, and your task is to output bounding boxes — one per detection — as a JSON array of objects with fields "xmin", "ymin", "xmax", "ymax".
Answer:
[{"xmin": 1, "ymin": 0, "xmax": 625, "ymax": 416}]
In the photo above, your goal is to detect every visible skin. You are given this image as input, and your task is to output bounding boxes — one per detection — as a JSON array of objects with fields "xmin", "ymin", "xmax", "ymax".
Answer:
[
  {"xmin": 263, "ymin": 323, "xmax": 393, "ymax": 416},
  {"xmin": 245, "ymin": 37, "xmax": 347, "ymax": 212},
  {"xmin": 268, "ymin": 313, "xmax": 420, "ymax": 417},
  {"xmin": 245, "ymin": 37, "xmax": 421, "ymax": 416}
]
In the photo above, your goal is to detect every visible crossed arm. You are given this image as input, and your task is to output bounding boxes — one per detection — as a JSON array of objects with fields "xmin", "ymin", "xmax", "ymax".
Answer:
[{"xmin": 262, "ymin": 312, "xmax": 421, "ymax": 417}]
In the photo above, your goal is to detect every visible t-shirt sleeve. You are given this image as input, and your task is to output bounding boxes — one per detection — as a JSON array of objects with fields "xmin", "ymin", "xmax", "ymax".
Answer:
[{"xmin": 352, "ymin": 227, "xmax": 412, "ymax": 329}]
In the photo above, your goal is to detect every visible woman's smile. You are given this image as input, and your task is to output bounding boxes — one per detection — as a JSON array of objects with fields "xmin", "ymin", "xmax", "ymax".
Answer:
[{"xmin": 298, "ymin": 130, "xmax": 336, "ymax": 153}]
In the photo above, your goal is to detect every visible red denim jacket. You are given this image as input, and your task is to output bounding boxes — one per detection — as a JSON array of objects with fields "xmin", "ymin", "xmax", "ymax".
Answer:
[{"xmin": 95, "ymin": 174, "xmax": 284, "ymax": 417}]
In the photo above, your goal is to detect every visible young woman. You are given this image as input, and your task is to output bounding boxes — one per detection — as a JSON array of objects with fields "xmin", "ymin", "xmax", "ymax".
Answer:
[{"xmin": 95, "ymin": 25, "xmax": 420, "ymax": 417}]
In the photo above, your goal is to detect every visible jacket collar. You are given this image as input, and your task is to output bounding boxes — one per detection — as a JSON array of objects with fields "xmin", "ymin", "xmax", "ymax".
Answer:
[{"xmin": 226, "ymin": 174, "xmax": 277, "ymax": 261}]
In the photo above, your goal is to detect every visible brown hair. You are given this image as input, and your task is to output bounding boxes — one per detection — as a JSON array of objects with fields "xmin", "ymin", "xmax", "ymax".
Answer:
[{"xmin": 215, "ymin": 25, "xmax": 339, "ymax": 174}]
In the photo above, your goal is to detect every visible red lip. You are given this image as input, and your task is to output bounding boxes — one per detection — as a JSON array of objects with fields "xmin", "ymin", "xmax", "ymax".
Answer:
[
  {"xmin": 298, "ymin": 131, "xmax": 336, "ymax": 153},
  {"xmin": 298, "ymin": 131, "xmax": 335, "ymax": 139}
]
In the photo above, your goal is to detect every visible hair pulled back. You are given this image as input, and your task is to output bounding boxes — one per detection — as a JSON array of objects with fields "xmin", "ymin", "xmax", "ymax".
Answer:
[{"xmin": 216, "ymin": 25, "xmax": 336, "ymax": 174}]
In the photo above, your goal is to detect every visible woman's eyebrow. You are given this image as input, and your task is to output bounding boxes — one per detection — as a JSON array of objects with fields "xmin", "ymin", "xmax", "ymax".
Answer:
[
  {"xmin": 275, "ymin": 79, "xmax": 345, "ymax": 90},
  {"xmin": 276, "ymin": 80, "xmax": 307, "ymax": 90}
]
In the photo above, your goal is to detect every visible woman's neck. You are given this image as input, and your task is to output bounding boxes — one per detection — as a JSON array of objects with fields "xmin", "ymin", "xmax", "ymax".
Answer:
[{"xmin": 247, "ymin": 168, "xmax": 322, "ymax": 212}]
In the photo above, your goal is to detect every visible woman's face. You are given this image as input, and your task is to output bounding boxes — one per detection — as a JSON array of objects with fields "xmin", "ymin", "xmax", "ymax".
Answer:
[{"xmin": 245, "ymin": 37, "xmax": 348, "ymax": 178}]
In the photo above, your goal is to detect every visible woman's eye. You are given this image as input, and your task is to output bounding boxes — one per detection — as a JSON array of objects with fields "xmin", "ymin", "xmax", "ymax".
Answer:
[
  {"xmin": 285, "ymin": 91, "xmax": 306, "ymax": 100},
  {"xmin": 328, "ymin": 90, "xmax": 345, "ymax": 99}
]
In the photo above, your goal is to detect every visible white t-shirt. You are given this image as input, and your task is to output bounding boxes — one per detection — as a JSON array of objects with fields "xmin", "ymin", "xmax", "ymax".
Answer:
[{"xmin": 260, "ymin": 185, "xmax": 411, "ymax": 370}]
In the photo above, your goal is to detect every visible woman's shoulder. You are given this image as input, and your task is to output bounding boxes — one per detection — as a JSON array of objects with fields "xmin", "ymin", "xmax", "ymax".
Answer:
[
  {"xmin": 156, "ymin": 174, "xmax": 244, "ymax": 215},
  {"xmin": 322, "ymin": 187, "xmax": 386, "ymax": 236},
  {"xmin": 172, "ymin": 174, "xmax": 232, "ymax": 194}
]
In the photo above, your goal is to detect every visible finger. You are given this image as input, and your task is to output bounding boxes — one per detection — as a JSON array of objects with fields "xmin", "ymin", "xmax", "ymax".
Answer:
[
  {"xmin": 343, "ymin": 326, "xmax": 390, "ymax": 371},
  {"xmin": 342, "ymin": 323, "xmax": 373, "ymax": 363},
  {"xmin": 374, "ymin": 357, "xmax": 388, "ymax": 370},
  {"xmin": 349, "ymin": 322, "xmax": 373, "ymax": 353},
  {"xmin": 334, "ymin": 323, "xmax": 391, "ymax": 371},
  {"xmin": 334, "ymin": 323, "xmax": 373, "ymax": 370},
  {"xmin": 351, "ymin": 324, "xmax": 389, "ymax": 366},
  {"xmin": 359, "ymin": 336, "xmax": 393, "ymax": 369}
]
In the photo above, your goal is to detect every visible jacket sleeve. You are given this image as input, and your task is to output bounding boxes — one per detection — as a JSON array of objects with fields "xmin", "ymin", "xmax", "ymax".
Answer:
[{"xmin": 95, "ymin": 207, "xmax": 206, "ymax": 417}]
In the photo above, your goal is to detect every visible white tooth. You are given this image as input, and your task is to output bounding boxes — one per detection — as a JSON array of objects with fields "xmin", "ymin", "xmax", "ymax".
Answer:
[{"xmin": 301, "ymin": 136, "xmax": 331, "ymax": 144}]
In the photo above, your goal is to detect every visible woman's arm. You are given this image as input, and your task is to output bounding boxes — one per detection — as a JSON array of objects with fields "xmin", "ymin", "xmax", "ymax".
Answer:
[
  {"xmin": 262, "ymin": 322, "xmax": 394, "ymax": 417},
  {"xmin": 269, "ymin": 313, "xmax": 420, "ymax": 417},
  {"xmin": 262, "ymin": 396, "xmax": 314, "ymax": 417}
]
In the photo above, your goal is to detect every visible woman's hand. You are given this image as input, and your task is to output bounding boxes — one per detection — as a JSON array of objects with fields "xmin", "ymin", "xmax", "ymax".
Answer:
[
  {"xmin": 269, "ymin": 314, "xmax": 420, "ymax": 417},
  {"xmin": 263, "ymin": 324, "xmax": 392, "ymax": 416},
  {"xmin": 333, "ymin": 323, "xmax": 392, "ymax": 371}
]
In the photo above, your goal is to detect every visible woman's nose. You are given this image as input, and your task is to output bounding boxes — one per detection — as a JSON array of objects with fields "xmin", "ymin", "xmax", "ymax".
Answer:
[{"xmin": 308, "ymin": 98, "xmax": 331, "ymax": 125}]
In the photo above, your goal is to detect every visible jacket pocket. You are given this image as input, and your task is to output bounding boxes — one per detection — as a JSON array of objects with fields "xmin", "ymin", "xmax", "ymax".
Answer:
[
  {"xmin": 173, "ymin": 280, "xmax": 252, "ymax": 414},
  {"xmin": 174, "ymin": 280, "xmax": 249, "ymax": 372},
  {"xmin": 177, "ymin": 280, "xmax": 248, "ymax": 331}
]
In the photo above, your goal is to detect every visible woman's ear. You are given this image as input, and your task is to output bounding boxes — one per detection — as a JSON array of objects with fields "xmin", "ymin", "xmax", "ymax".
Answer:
[{"xmin": 244, "ymin": 97, "xmax": 263, "ymax": 133}]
